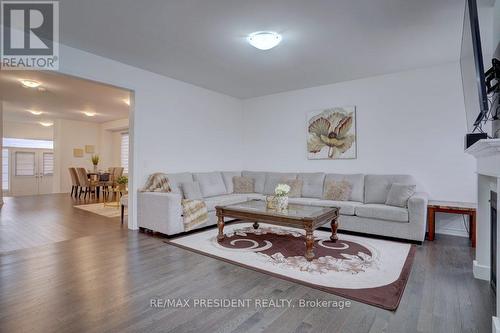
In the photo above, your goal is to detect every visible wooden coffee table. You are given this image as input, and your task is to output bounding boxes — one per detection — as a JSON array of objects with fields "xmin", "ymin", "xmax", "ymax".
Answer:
[{"xmin": 215, "ymin": 200, "xmax": 340, "ymax": 261}]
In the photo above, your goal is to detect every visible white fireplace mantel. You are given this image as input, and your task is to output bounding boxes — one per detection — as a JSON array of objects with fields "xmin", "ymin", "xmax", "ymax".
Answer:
[
  {"xmin": 465, "ymin": 138, "xmax": 500, "ymax": 333},
  {"xmin": 465, "ymin": 139, "xmax": 500, "ymax": 178}
]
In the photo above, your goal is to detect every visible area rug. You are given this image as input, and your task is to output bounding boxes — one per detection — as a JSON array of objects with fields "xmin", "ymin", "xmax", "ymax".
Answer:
[
  {"xmin": 167, "ymin": 222, "xmax": 415, "ymax": 310},
  {"xmin": 74, "ymin": 203, "xmax": 127, "ymax": 218}
]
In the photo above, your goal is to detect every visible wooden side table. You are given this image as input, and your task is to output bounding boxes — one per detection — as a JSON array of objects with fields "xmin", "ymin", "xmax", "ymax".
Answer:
[{"xmin": 427, "ymin": 200, "xmax": 477, "ymax": 247}]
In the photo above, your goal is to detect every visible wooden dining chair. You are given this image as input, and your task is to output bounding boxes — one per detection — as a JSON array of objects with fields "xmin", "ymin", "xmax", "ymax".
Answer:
[{"xmin": 68, "ymin": 168, "xmax": 80, "ymax": 197}]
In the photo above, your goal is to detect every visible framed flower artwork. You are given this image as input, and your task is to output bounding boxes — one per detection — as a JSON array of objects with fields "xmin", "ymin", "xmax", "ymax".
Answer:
[{"xmin": 306, "ymin": 106, "xmax": 357, "ymax": 159}]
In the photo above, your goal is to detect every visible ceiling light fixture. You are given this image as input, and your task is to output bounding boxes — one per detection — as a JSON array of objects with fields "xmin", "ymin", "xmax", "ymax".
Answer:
[
  {"xmin": 83, "ymin": 111, "xmax": 96, "ymax": 117},
  {"xmin": 20, "ymin": 79, "xmax": 41, "ymax": 88},
  {"xmin": 29, "ymin": 110, "xmax": 43, "ymax": 115},
  {"xmin": 247, "ymin": 31, "xmax": 282, "ymax": 50},
  {"xmin": 39, "ymin": 121, "xmax": 53, "ymax": 127}
]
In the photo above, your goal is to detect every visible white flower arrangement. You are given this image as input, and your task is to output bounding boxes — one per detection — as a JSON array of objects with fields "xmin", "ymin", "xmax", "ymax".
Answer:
[{"xmin": 274, "ymin": 183, "xmax": 291, "ymax": 197}]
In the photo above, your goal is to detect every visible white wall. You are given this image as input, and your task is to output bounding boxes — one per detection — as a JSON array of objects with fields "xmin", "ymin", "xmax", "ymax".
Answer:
[
  {"xmin": 3, "ymin": 121, "xmax": 53, "ymax": 140},
  {"xmin": 57, "ymin": 44, "xmax": 245, "ymax": 229},
  {"xmin": 0, "ymin": 102, "xmax": 3, "ymax": 206},
  {"xmin": 242, "ymin": 62, "xmax": 476, "ymax": 235}
]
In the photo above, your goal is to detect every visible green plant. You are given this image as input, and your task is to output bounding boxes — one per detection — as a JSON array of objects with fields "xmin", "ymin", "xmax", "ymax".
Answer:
[
  {"xmin": 91, "ymin": 154, "xmax": 100, "ymax": 166},
  {"xmin": 116, "ymin": 176, "xmax": 128, "ymax": 185}
]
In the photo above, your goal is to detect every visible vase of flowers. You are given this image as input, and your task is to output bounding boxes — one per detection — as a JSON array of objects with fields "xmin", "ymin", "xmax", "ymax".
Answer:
[
  {"xmin": 91, "ymin": 154, "xmax": 99, "ymax": 173},
  {"xmin": 274, "ymin": 183, "xmax": 291, "ymax": 210}
]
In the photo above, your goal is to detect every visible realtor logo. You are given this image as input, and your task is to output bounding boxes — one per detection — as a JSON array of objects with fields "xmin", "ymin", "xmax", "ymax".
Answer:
[{"xmin": 1, "ymin": 1, "xmax": 59, "ymax": 70}]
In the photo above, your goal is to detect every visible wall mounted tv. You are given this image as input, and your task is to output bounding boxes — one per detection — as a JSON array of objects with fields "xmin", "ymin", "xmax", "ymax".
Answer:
[{"xmin": 460, "ymin": 0, "xmax": 489, "ymax": 133}]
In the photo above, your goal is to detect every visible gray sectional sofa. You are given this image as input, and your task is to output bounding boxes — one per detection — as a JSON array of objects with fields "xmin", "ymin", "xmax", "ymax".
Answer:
[{"xmin": 137, "ymin": 171, "xmax": 428, "ymax": 242}]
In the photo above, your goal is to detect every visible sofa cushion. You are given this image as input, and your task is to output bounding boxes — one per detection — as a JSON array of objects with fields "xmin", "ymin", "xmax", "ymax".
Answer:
[
  {"xmin": 204, "ymin": 194, "xmax": 251, "ymax": 212},
  {"xmin": 180, "ymin": 182, "xmax": 203, "ymax": 200},
  {"xmin": 221, "ymin": 171, "xmax": 241, "ymax": 193},
  {"xmin": 263, "ymin": 172, "xmax": 297, "ymax": 195},
  {"xmin": 308, "ymin": 199, "xmax": 363, "ymax": 216},
  {"xmin": 386, "ymin": 183, "xmax": 416, "ymax": 208},
  {"xmin": 167, "ymin": 172, "xmax": 193, "ymax": 194},
  {"xmin": 324, "ymin": 174, "xmax": 364, "ymax": 202},
  {"xmin": 355, "ymin": 204, "xmax": 409, "ymax": 222},
  {"xmin": 365, "ymin": 175, "xmax": 415, "ymax": 204},
  {"xmin": 246, "ymin": 193, "xmax": 266, "ymax": 201},
  {"xmin": 288, "ymin": 197, "xmax": 317, "ymax": 205},
  {"xmin": 298, "ymin": 173, "xmax": 325, "ymax": 199},
  {"xmin": 193, "ymin": 172, "xmax": 227, "ymax": 198},
  {"xmin": 242, "ymin": 171, "xmax": 267, "ymax": 193}
]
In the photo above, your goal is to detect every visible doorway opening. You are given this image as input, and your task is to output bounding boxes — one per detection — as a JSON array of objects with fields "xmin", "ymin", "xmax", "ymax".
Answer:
[{"xmin": 0, "ymin": 70, "xmax": 133, "ymax": 223}]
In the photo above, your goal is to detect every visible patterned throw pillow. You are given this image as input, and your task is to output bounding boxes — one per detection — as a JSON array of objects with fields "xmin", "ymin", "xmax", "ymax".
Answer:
[
  {"xmin": 323, "ymin": 180, "xmax": 353, "ymax": 201},
  {"xmin": 283, "ymin": 179, "xmax": 303, "ymax": 198},
  {"xmin": 233, "ymin": 176, "xmax": 254, "ymax": 193}
]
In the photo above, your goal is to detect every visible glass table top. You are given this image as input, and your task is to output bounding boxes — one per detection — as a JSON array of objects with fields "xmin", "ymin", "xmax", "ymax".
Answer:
[{"xmin": 220, "ymin": 199, "xmax": 337, "ymax": 219}]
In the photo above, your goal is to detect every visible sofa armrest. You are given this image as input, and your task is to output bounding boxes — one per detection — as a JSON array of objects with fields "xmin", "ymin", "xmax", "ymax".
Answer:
[
  {"xmin": 137, "ymin": 192, "xmax": 184, "ymax": 235},
  {"xmin": 408, "ymin": 192, "xmax": 429, "ymax": 241}
]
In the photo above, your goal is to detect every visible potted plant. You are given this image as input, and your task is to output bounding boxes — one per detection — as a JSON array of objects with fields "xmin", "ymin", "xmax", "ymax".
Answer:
[
  {"xmin": 91, "ymin": 154, "xmax": 100, "ymax": 173},
  {"xmin": 116, "ymin": 176, "xmax": 128, "ymax": 192}
]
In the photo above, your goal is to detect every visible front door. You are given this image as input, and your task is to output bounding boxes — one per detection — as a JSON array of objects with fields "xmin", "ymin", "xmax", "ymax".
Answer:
[{"xmin": 10, "ymin": 149, "xmax": 54, "ymax": 196}]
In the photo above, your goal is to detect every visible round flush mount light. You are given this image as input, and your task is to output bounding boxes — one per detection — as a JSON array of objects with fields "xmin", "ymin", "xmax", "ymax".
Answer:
[
  {"xmin": 20, "ymin": 79, "xmax": 41, "ymax": 88},
  {"xmin": 247, "ymin": 31, "xmax": 282, "ymax": 50},
  {"xmin": 39, "ymin": 121, "xmax": 53, "ymax": 127}
]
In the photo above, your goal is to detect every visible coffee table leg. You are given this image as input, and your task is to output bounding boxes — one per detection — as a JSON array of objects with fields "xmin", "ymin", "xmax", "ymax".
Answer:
[
  {"xmin": 330, "ymin": 218, "xmax": 339, "ymax": 242},
  {"xmin": 253, "ymin": 222, "xmax": 259, "ymax": 229},
  {"xmin": 305, "ymin": 228, "xmax": 315, "ymax": 261},
  {"xmin": 217, "ymin": 215, "xmax": 225, "ymax": 242}
]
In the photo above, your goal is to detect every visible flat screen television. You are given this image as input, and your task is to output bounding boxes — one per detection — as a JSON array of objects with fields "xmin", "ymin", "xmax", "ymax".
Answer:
[{"xmin": 460, "ymin": 0, "xmax": 489, "ymax": 132}]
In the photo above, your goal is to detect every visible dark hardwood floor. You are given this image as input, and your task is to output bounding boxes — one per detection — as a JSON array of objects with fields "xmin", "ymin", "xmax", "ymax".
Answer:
[{"xmin": 0, "ymin": 194, "xmax": 495, "ymax": 333}]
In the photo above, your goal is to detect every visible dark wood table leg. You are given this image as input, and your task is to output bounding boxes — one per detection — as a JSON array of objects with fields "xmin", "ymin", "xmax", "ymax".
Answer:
[
  {"xmin": 253, "ymin": 222, "xmax": 259, "ymax": 229},
  {"xmin": 330, "ymin": 218, "xmax": 339, "ymax": 242},
  {"xmin": 305, "ymin": 226, "xmax": 315, "ymax": 261},
  {"xmin": 427, "ymin": 207, "xmax": 435, "ymax": 241},
  {"xmin": 217, "ymin": 214, "xmax": 225, "ymax": 242},
  {"xmin": 470, "ymin": 211, "xmax": 476, "ymax": 248},
  {"xmin": 121, "ymin": 205, "xmax": 125, "ymax": 225}
]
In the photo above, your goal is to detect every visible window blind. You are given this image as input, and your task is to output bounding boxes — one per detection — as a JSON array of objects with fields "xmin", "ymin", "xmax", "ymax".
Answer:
[
  {"xmin": 15, "ymin": 152, "xmax": 35, "ymax": 176},
  {"xmin": 121, "ymin": 133, "xmax": 129, "ymax": 174},
  {"xmin": 43, "ymin": 153, "xmax": 54, "ymax": 175}
]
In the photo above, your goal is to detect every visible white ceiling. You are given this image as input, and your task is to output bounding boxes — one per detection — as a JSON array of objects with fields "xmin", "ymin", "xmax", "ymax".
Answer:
[
  {"xmin": 59, "ymin": 0, "xmax": 466, "ymax": 99},
  {"xmin": 0, "ymin": 70, "xmax": 130, "ymax": 125}
]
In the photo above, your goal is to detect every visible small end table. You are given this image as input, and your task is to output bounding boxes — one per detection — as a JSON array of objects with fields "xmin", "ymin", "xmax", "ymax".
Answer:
[{"xmin": 427, "ymin": 200, "xmax": 476, "ymax": 247}]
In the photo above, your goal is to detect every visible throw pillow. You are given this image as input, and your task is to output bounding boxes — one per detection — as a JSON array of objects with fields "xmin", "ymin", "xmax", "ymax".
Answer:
[
  {"xmin": 181, "ymin": 181, "xmax": 203, "ymax": 200},
  {"xmin": 385, "ymin": 183, "xmax": 416, "ymax": 208},
  {"xmin": 323, "ymin": 180, "xmax": 353, "ymax": 201},
  {"xmin": 283, "ymin": 179, "xmax": 303, "ymax": 198},
  {"xmin": 233, "ymin": 176, "xmax": 254, "ymax": 193}
]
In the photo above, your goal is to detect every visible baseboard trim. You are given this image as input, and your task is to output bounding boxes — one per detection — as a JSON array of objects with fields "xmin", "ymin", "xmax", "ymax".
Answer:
[
  {"xmin": 493, "ymin": 316, "xmax": 500, "ymax": 333},
  {"xmin": 473, "ymin": 260, "xmax": 490, "ymax": 280}
]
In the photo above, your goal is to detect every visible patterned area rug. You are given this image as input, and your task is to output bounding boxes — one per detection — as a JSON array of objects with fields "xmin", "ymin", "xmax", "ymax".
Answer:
[
  {"xmin": 168, "ymin": 222, "xmax": 415, "ymax": 310},
  {"xmin": 74, "ymin": 203, "xmax": 127, "ymax": 218}
]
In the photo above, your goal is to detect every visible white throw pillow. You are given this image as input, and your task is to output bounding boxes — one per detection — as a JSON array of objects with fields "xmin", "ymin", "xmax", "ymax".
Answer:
[{"xmin": 385, "ymin": 183, "xmax": 416, "ymax": 208}]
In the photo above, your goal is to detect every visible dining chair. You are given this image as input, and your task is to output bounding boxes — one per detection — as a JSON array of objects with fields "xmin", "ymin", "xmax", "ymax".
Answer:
[
  {"xmin": 68, "ymin": 168, "xmax": 80, "ymax": 197},
  {"xmin": 76, "ymin": 167, "xmax": 97, "ymax": 199}
]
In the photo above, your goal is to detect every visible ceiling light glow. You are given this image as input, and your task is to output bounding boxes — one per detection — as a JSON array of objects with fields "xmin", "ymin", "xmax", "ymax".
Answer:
[
  {"xmin": 83, "ymin": 111, "xmax": 96, "ymax": 117},
  {"xmin": 20, "ymin": 79, "xmax": 41, "ymax": 88},
  {"xmin": 39, "ymin": 121, "xmax": 53, "ymax": 127},
  {"xmin": 29, "ymin": 110, "xmax": 43, "ymax": 115},
  {"xmin": 247, "ymin": 31, "xmax": 282, "ymax": 50}
]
